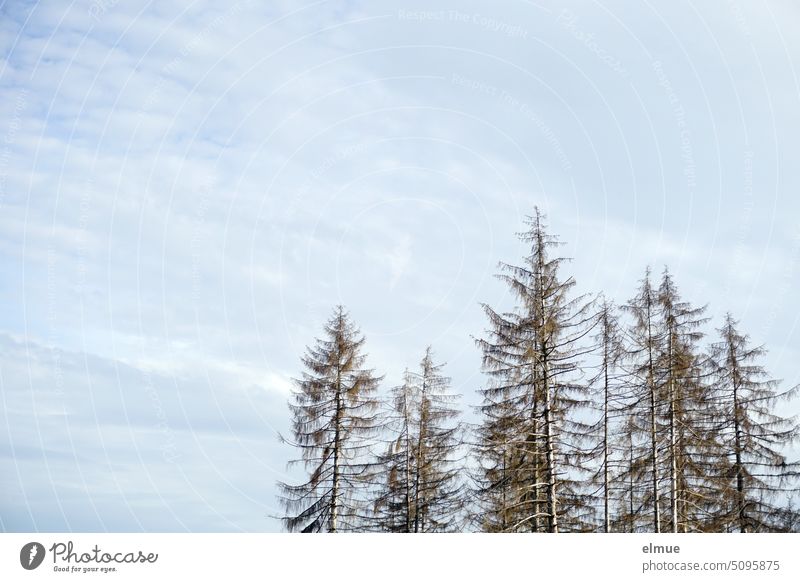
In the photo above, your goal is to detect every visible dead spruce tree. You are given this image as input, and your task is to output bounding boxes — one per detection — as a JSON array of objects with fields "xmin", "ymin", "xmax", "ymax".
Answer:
[
  {"xmin": 372, "ymin": 369, "xmax": 416, "ymax": 532},
  {"xmin": 621, "ymin": 267, "xmax": 666, "ymax": 532},
  {"xmin": 373, "ymin": 348, "xmax": 464, "ymax": 532},
  {"xmin": 278, "ymin": 306, "xmax": 382, "ymax": 532},
  {"xmin": 708, "ymin": 313, "xmax": 800, "ymax": 532},
  {"xmin": 475, "ymin": 208, "xmax": 595, "ymax": 532},
  {"xmin": 655, "ymin": 268, "xmax": 716, "ymax": 532},
  {"xmin": 586, "ymin": 299, "xmax": 628, "ymax": 532}
]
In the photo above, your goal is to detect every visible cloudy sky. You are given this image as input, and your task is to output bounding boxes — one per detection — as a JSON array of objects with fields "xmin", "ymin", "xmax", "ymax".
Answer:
[{"xmin": 1, "ymin": 0, "xmax": 799, "ymax": 532}]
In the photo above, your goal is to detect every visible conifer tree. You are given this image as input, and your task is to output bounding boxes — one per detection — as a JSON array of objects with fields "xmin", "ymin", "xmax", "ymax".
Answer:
[
  {"xmin": 278, "ymin": 306, "xmax": 382, "ymax": 532},
  {"xmin": 373, "ymin": 370, "xmax": 416, "ymax": 532},
  {"xmin": 656, "ymin": 268, "xmax": 713, "ymax": 532},
  {"xmin": 374, "ymin": 348, "xmax": 464, "ymax": 532},
  {"xmin": 586, "ymin": 299, "xmax": 627, "ymax": 532},
  {"xmin": 622, "ymin": 267, "xmax": 666, "ymax": 532},
  {"xmin": 708, "ymin": 313, "xmax": 800, "ymax": 532},
  {"xmin": 475, "ymin": 208, "xmax": 595, "ymax": 532}
]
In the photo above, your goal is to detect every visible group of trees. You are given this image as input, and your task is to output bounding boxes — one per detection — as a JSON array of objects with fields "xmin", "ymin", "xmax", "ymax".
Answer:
[
  {"xmin": 277, "ymin": 309, "xmax": 464, "ymax": 532},
  {"xmin": 277, "ymin": 208, "xmax": 800, "ymax": 533}
]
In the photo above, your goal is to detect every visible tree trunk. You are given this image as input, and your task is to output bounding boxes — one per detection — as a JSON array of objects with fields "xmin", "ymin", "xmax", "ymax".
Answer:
[
  {"xmin": 533, "ymin": 412, "xmax": 542, "ymax": 533},
  {"xmin": 645, "ymin": 298, "xmax": 662, "ymax": 533},
  {"xmin": 330, "ymin": 368, "xmax": 342, "ymax": 533},
  {"xmin": 729, "ymin": 339, "xmax": 747, "ymax": 533},
  {"xmin": 536, "ymin": 221, "xmax": 559, "ymax": 533},
  {"xmin": 413, "ymin": 380, "xmax": 427, "ymax": 533},
  {"xmin": 629, "ymin": 434, "xmax": 635, "ymax": 532},
  {"xmin": 668, "ymin": 332, "xmax": 678, "ymax": 533},
  {"xmin": 404, "ymin": 391, "xmax": 412, "ymax": 533},
  {"xmin": 542, "ymin": 355, "xmax": 558, "ymax": 533}
]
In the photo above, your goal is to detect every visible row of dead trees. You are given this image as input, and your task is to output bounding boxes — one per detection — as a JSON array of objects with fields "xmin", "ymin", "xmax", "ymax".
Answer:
[{"xmin": 277, "ymin": 208, "xmax": 800, "ymax": 532}]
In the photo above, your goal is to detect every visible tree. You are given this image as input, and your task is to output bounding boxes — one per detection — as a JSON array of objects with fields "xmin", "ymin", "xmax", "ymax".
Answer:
[
  {"xmin": 374, "ymin": 348, "xmax": 464, "ymax": 532},
  {"xmin": 474, "ymin": 208, "xmax": 596, "ymax": 532},
  {"xmin": 586, "ymin": 299, "xmax": 627, "ymax": 532},
  {"xmin": 278, "ymin": 306, "xmax": 382, "ymax": 532},
  {"xmin": 656, "ymin": 268, "xmax": 713, "ymax": 532},
  {"xmin": 372, "ymin": 369, "xmax": 415, "ymax": 532},
  {"xmin": 621, "ymin": 267, "xmax": 666, "ymax": 532},
  {"xmin": 708, "ymin": 313, "xmax": 800, "ymax": 532}
]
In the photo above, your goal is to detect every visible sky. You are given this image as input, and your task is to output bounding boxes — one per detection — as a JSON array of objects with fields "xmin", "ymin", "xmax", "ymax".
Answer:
[{"xmin": 1, "ymin": 0, "xmax": 799, "ymax": 532}]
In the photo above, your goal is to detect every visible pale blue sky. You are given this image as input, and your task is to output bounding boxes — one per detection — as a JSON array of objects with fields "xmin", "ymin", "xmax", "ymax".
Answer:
[{"xmin": 1, "ymin": 0, "xmax": 799, "ymax": 531}]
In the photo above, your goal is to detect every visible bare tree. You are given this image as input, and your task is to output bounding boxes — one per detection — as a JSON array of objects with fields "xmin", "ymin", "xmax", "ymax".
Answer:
[
  {"xmin": 278, "ymin": 306, "xmax": 382, "ymax": 532},
  {"xmin": 586, "ymin": 299, "xmax": 628, "ymax": 532},
  {"xmin": 374, "ymin": 348, "xmax": 464, "ymax": 532},
  {"xmin": 372, "ymin": 369, "xmax": 415, "ymax": 532},
  {"xmin": 622, "ymin": 268, "xmax": 666, "ymax": 532},
  {"xmin": 656, "ymin": 268, "xmax": 712, "ymax": 532},
  {"xmin": 708, "ymin": 313, "xmax": 800, "ymax": 532},
  {"xmin": 475, "ymin": 208, "xmax": 595, "ymax": 532}
]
